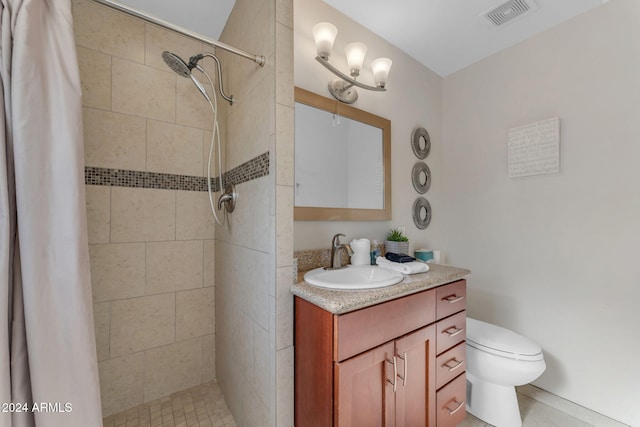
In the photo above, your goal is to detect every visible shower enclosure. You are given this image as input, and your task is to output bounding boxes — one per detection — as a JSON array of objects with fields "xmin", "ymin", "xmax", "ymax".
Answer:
[{"xmin": 78, "ymin": 0, "xmax": 294, "ymax": 425}]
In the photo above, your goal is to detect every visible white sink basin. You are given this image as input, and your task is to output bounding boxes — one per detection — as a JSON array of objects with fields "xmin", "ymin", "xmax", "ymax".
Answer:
[{"xmin": 304, "ymin": 265, "xmax": 403, "ymax": 290}]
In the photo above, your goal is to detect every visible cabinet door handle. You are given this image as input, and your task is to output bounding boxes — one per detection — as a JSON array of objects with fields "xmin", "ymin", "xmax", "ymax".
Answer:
[
  {"xmin": 443, "ymin": 326, "xmax": 464, "ymax": 337},
  {"xmin": 445, "ymin": 399, "xmax": 465, "ymax": 415},
  {"xmin": 396, "ymin": 352, "xmax": 408, "ymax": 387},
  {"xmin": 443, "ymin": 358, "xmax": 464, "ymax": 372},
  {"xmin": 386, "ymin": 357, "xmax": 397, "ymax": 393},
  {"xmin": 442, "ymin": 294, "xmax": 464, "ymax": 304}
]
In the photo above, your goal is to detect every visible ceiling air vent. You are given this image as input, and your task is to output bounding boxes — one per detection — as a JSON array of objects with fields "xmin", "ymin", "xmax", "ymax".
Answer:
[{"xmin": 482, "ymin": 0, "xmax": 539, "ymax": 27}]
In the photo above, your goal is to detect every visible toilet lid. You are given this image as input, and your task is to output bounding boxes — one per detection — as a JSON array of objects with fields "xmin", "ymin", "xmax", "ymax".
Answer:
[{"xmin": 466, "ymin": 318, "xmax": 543, "ymax": 361}]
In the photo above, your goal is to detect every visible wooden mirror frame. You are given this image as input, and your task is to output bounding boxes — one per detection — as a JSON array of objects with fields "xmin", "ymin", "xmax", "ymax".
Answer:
[{"xmin": 294, "ymin": 87, "xmax": 391, "ymax": 221}]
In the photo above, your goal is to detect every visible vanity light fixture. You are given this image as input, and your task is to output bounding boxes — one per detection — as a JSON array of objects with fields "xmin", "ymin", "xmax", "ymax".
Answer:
[{"xmin": 312, "ymin": 22, "xmax": 392, "ymax": 104}]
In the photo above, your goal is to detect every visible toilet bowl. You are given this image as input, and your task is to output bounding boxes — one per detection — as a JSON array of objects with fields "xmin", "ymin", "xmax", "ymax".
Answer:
[{"xmin": 465, "ymin": 318, "xmax": 546, "ymax": 427}]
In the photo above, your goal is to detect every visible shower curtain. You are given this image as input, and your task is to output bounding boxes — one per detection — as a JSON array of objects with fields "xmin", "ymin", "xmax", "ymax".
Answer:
[{"xmin": 0, "ymin": 0, "xmax": 103, "ymax": 426}]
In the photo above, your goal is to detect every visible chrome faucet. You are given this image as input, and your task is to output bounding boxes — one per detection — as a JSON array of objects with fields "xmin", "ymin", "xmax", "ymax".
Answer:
[
  {"xmin": 217, "ymin": 183, "xmax": 237, "ymax": 212},
  {"xmin": 327, "ymin": 233, "xmax": 353, "ymax": 270}
]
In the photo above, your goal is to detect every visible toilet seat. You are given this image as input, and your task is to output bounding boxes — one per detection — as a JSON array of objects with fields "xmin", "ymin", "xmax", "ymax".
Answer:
[{"xmin": 467, "ymin": 318, "xmax": 543, "ymax": 362}]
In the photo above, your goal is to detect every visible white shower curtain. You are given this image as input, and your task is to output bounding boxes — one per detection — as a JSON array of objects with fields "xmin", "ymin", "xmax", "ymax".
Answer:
[{"xmin": 0, "ymin": 0, "xmax": 103, "ymax": 426}]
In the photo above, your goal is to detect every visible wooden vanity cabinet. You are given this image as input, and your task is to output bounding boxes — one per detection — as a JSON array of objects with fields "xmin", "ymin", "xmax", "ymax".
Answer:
[
  {"xmin": 294, "ymin": 279, "xmax": 467, "ymax": 427},
  {"xmin": 434, "ymin": 282, "xmax": 467, "ymax": 427}
]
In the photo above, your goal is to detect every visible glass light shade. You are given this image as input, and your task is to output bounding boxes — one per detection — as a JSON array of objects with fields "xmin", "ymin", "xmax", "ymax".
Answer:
[
  {"xmin": 345, "ymin": 42, "xmax": 367, "ymax": 76},
  {"xmin": 312, "ymin": 22, "xmax": 337, "ymax": 60},
  {"xmin": 371, "ymin": 58, "xmax": 392, "ymax": 88}
]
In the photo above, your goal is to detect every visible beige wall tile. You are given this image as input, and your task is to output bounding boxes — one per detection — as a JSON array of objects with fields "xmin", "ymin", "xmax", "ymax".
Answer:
[
  {"xmin": 146, "ymin": 240, "xmax": 204, "ymax": 295},
  {"xmin": 85, "ymin": 185, "xmax": 111, "ymax": 244},
  {"xmin": 202, "ymin": 334, "xmax": 215, "ymax": 382},
  {"xmin": 72, "ymin": 0, "xmax": 145, "ymax": 63},
  {"xmin": 112, "ymin": 57, "xmax": 176, "ymax": 122},
  {"xmin": 216, "ymin": 242, "xmax": 271, "ymax": 331},
  {"xmin": 216, "ymin": 177, "xmax": 271, "ymax": 253},
  {"xmin": 221, "ymin": 0, "xmax": 274, "ymax": 107},
  {"xmin": 144, "ymin": 24, "xmax": 203, "ymax": 72},
  {"xmin": 83, "ymin": 108, "xmax": 147, "ymax": 170},
  {"xmin": 276, "ymin": 346, "xmax": 294, "ymax": 427},
  {"xmin": 176, "ymin": 191, "xmax": 216, "ymax": 240},
  {"xmin": 275, "ymin": 104, "xmax": 294, "ymax": 186},
  {"xmin": 225, "ymin": 72, "xmax": 274, "ymax": 170},
  {"xmin": 229, "ymin": 309, "xmax": 254, "ymax": 383},
  {"xmin": 276, "ymin": 185, "xmax": 293, "ymax": 267},
  {"xmin": 144, "ymin": 338, "xmax": 203, "ymax": 402},
  {"xmin": 253, "ymin": 323, "xmax": 270, "ymax": 408},
  {"xmin": 176, "ymin": 287, "xmax": 214, "ymax": 341},
  {"xmin": 77, "ymin": 46, "xmax": 111, "ymax": 110},
  {"xmin": 275, "ymin": 23, "xmax": 294, "ymax": 108},
  {"xmin": 276, "ymin": 0, "xmax": 293, "ymax": 28},
  {"xmin": 111, "ymin": 187, "xmax": 176, "ymax": 242},
  {"xmin": 98, "ymin": 353, "xmax": 144, "ymax": 417},
  {"xmin": 202, "ymin": 130, "xmax": 214, "ymax": 177},
  {"xmin": 93, "ymin": 302, "xmax": 110, "ymax": 362},
  {"xmin": 203, "ymin": 240, "xmax": 215, "ymax": 288},
  {"xmin": 244, "ymin": 388, "xmax": 270, "ymax": 427},
  {"xmin": 89, "ymin": 243, "xmax": 145, "ymax": 302},
  {"xmin": 276, "ymin": 266, "xmax": 293, "ymax": 350},
  {"xmin": 146, "ymin": 120, "xmax": 203, "ymax": 176},
  {"xmin": 110, "ymin": 294, "xmax": 175, "ymax": 357},
  {"xmin": 175, "ymin": 77, "xmax": 214, "ymax": 130}
]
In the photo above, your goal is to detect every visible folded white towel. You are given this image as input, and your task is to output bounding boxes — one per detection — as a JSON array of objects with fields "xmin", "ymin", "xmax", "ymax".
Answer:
[{"xmin": 376, "ymin": 256, "xmax": 429, "ymax": 275}]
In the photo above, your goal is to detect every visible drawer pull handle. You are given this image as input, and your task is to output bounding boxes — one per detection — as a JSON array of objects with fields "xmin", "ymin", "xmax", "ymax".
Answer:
[
  {"xmin": 443, "ymin": 358, "xmax": 464, "ymax": 371},
  {"xmin": 397, "ymin": 352, "xmax": 408, "ymax": 387},
  {"xmin": 443, "ymin": 326, "xmax": 464, "ymax": 337},
  {"xmin": 443, "ymin": 294, "xmax": 464, "ymax": 304},
  {"xmin": 386, "ymin": 357, "xmax": 397, "ymax": 393},
  {"xmin": 445, "ymin": 399, "xmax": 465, "ymax": 415}
]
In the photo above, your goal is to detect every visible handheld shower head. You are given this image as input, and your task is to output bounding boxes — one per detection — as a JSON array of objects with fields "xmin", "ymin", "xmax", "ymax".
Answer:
[
  {"xmin": 162, "ymin": 51, "xmax": 211, "ymax": 102},
  {"xmin": 189, "ymin": 74, "xmax": 212, "ymax": 103},
  {"xmin": 161, "ymin": 51, "xmax": 191, "ymax": 78}
]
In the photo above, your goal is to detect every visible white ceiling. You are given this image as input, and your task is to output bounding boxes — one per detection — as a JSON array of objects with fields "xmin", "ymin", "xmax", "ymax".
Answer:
[
  {"xmin": 118, "ymin": 0, "xmax": 235, "ymax": 40},
  {"xmin": 323, "ymin": 0, "xmax": 608, "ymax": 76},
  {"xmin": 117, "ymin": 0, "xmax": 607, "ymax": 77}
]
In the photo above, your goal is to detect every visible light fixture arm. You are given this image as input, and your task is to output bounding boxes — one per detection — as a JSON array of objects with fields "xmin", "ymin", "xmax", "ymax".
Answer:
[{"xmin": 315, "ymin": 56, "xmax": 385, "ymax": 92}]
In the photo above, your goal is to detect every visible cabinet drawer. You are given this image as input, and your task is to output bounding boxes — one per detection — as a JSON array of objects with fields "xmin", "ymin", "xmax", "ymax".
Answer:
[
  {"xmin": 436, "ymin": 342, "xmax": 466, "ymax": 390},
  {"xmin": 335, "ymin": 288, "xmax": 435, "ymax": 362},
  {"xmin": 436, "ymin": 280, "xmax": 466, "ymax": 319},
  {"xmin": 436, "ymin": 373, "xmax": 467, "ymax": 427},
  {"xmin": 436, "ymin": 311, "xmax": 466, "ymax": 355}
]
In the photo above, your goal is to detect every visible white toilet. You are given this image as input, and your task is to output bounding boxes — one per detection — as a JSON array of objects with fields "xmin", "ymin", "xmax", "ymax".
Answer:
[{"xmin": 465, "ymin": 318, "xmax": 546, "ymax": 427}]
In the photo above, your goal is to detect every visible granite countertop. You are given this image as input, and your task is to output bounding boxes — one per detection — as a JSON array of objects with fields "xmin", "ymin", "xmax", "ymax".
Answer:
[{"xmin": 290, "ymin": 263, "xmax": 471, "ymax": 314}]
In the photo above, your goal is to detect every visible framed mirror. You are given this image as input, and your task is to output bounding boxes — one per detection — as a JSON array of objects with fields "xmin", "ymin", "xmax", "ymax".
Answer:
[{"xmin": 294, "ymin": 87, "xmax": 391, "ymax": 221}]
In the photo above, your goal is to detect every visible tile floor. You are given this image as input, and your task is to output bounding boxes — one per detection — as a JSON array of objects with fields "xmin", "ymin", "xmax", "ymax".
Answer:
[
  {"xmin": 104, "ymin": 382, "xmax": 628, "ymax": 427},
  {"xmin": 461, "ymin": 385, "xmax": 628, "ymax": 427},
  {"xmin": 102, "ymin": 381, "xmax": 236, "ymax": 427}
]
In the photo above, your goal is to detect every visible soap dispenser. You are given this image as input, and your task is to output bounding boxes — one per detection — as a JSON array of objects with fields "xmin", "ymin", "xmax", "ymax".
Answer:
[{"xmin": 370, "ymin": 240, "xmax": 380, "ymax": 265}]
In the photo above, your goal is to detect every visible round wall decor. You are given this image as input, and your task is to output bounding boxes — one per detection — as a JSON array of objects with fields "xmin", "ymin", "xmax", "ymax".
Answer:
[
  {"xmin": 411, "ymin": 127, "xmax": 431, "ymax": 159},
  {"xmin": 412, "ymin": 197, "xmax": 432, "ymax": 230},
  {"xmin": 411, "ymin": 162, "xmax": 431, "ymax": 194}
]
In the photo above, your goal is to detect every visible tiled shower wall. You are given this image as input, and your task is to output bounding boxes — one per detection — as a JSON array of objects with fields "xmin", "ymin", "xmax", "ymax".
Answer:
[
  {"xmin": 73, "ymin": 0, "xmax": 218, "ymax": 417},
  {"xmin": 215, "ymin": 0, "xmax": 294, "ymax": 425}
]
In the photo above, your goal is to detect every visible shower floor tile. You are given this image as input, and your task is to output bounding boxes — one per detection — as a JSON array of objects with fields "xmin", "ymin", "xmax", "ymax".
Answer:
[{"xmin": 102, "ymin": 381, "xmax": 236, "ymax": 427}]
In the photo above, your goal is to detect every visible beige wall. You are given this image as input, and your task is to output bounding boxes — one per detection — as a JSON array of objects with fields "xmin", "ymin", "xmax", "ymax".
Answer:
[
  {"xmin": 293, "ymin": 0, "xmax": 446, "ymax": 256},
  {"xmin": 442, "ymin": 1, "xmax": 640, "ymax": 424},
  {"xmin": 73, "ymin": 0, "xmax": 217, "ymax": 417},
  {"xmin": 215, "ymin": 0, "xmax": 294, "ymax": 426}
]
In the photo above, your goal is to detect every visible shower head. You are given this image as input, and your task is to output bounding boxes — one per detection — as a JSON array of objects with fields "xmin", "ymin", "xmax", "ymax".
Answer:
[
  {"xmin": 162, "ymin": 51, "xmax": 191, "ymax": 78},
  {"xmin": 162, "ymin": 51, "xmax": 211, "ymax": 103}
]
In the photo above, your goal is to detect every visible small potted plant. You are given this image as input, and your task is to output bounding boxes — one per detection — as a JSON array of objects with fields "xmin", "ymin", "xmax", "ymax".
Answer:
[{"xmin": 385, "ymin": 227, "xmax": 409, "ymax": 255}]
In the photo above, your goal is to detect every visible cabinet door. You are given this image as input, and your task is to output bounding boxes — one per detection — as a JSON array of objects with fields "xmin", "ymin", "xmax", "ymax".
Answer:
[
  {"xmin": 394, "ymin": 324, "xmax": 436, "ymax": 427},
  {"xmin": 335, "ymin": 341, "xmax": 395, "ymax": 427}
]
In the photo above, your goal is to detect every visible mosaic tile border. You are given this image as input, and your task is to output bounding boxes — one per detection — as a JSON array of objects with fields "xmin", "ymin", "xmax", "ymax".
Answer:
[{"xmin": 85, "ymin": 152, "xmax": 269, "ymax": 191}]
